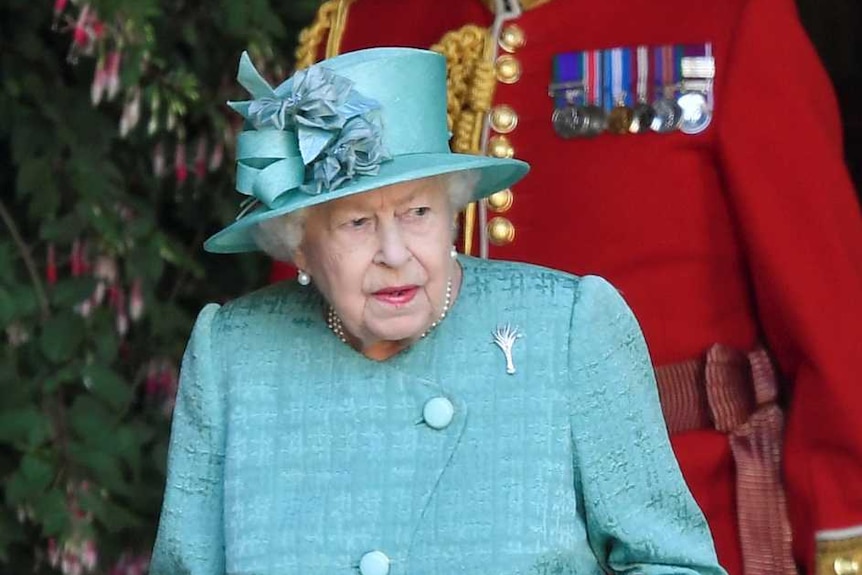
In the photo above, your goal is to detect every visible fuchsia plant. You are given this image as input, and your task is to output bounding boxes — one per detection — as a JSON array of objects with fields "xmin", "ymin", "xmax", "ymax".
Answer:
[{"xmin": 0, "ymin": 1, "xmax": 320, "ymax": 572}]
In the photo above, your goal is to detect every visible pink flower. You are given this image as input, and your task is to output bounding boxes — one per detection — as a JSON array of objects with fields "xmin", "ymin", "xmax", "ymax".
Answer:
[
  {"xmin": 129, "ymin": 278, "xmax": 144, "ymax": 321},
  {"xmin": 47, "ymin": 243, "xmax": 57, "ymax": 285},
  {"xmin": 6, "ymin": 323, "xmax": 31, "ymax": 346},
  {"xmin": 160, "ymin": 361, "xmax": 179, "ymax": 415},
  {"xmin": 80, "ymin": 241, "xmax": 92, "ymax": 275},
  {"xmin": 148, "ymin": 92, "xmax": 160, "ymax": 135},
  {"xmin": 105, "ymin": 50, "xmax": 122, "ymax": 101},
  {"xmin": 48, "ymin": 538, "xmax": 60, "ymax": 567},
  {"xmin": 174, "ymin": 141, "xmax": 188, "ymax": 185},
  {"xmin": 194, "ymin": 137, "xmax": 207, "ymax": 180},
  {"xmin": 52, "ymin": 0, "xmax": 69, "ymax": 29},
  {"xmin": 119, "ymin": 88, "xmax": 141, "ymax": 137},
  {"xmin": 67, "ymin": 5, "xmax": 98, "ymax": 63},
  {"xmin": 81, "ymin": 539, "xmax": 98, "ymax": 571},
  {"xmin": 61, "ymin": 552, "xmax": 82, "ymax": 575},
  {"xmin": 110, "ymin": 286, "xmax": 128, "ymax": 335},
  {"xmin": 209, "ymin": 139, "xmax": 224, "ymax": 171},
  {"xmin": 152, "ymin": 142, "xmax": 166, "ymax": 177},
  {"xmin": 93, "ymin": 255, "xmax": 118, "ymax": 285},
  {"xmin": 91, "ymin": 55, "xmax": 106, "ymax": 105},
  {"xmin": 145, "ymin": 361, "xmax": 159, "ymax": 397}
]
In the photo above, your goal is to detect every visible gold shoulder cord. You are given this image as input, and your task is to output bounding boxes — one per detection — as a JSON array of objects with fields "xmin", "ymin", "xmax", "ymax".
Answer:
[
  {"xmin": 295, "ymin": 3, "xmax": 497, "ymax": 255},
  {"xmin": 294, "ymin": 0, "xmax": 354, "ymax": 69},
  {"xmin": 430, "ymin": 26, "xmax": 496, "ymax": 256}
]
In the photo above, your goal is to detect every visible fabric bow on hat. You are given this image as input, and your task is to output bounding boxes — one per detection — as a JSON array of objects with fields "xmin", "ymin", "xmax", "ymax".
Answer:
[{"xmin": 227, "ymin": 52, "xmax": 391, "ymax": 211}]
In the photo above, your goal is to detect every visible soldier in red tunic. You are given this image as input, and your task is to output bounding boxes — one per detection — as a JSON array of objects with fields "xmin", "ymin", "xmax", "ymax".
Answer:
[{"xmin": 275, "ymin": 1, "xmax": 862, "ymax": 573}]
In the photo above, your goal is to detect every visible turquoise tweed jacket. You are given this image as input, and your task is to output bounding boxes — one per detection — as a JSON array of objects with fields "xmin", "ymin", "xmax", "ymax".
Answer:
[{"xmin": 151, "ymin": 257, "xmax": 725, "ymax": 575}]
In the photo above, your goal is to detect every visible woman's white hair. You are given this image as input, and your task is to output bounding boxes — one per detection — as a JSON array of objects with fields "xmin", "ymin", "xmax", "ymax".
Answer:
[{"xmin": 253, "ymin": 170, "xmax": 480, "ymax": 263}]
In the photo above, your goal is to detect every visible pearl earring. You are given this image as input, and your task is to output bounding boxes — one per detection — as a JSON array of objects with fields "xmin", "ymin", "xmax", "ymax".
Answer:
[
  {"xmin": 450, "ymin": 246, "xmax": 458, "ymax": 260},
  {"xmin": 297, "ymin": 270, "xmax": 311, "ymax": 286}
]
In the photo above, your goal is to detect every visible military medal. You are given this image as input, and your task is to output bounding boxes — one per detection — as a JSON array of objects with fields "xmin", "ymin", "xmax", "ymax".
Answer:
[
  {"xmin": 551, "ymin": 99, "xmax": 586, "ymax": 139},
  {"xmin": 651, "ymin": 94, "xmax": 683, "ymax": 133},
  {"xmin": 551, "ymin": 42, "xmax": 715, "ymax": 138},
  {"xmin": 605, "ymin": 47, "xmax": 635, "ymax": 135},
  {"xmin": 583, "ymin": 49, "xmax": 607, "ymax": 136},
  {"xmin": 549, "ymin": 52, "xmax": 589, "ymax": 139},
  {"xmin": 678, "ymin": 91, "xmax": 711, "ymax": 134},
  {"xmin": 651, "ymin": 45, "xmax": 683, "ymax": 133},
  {"xmin": 678, "ymin": 43, "xmax": 715, "ymax": 134},
  {"xmin": 629, "ymin": 45, "xmax": 655, "ymax": 134}
]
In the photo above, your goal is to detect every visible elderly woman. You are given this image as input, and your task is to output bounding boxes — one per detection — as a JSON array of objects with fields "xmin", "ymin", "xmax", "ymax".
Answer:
[{"xmin": 150, "ymin": 48, "xmax": 726, "ymax": 575}]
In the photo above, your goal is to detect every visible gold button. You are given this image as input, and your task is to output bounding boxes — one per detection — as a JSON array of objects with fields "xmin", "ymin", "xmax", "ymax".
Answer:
[
  {"xmin": 487, "ymin": 216, "xmax": 515, "ymax": 246},
  {"xmin": 487, "ymin": 189, "xmax": 514, "ymax": 213},
  {"xmin": 834, "ymin": 557, "xmax": 860, "ymax": 575},
  {"xmin": 490, "ymin": 105, "xmax": 518, "ymax": 134},
  {"xmin": 488, "ymin": 135, "xmax": 514, "ymax": 158},
  {"xmin": 498, "ymin": 24, "xmax": 526, "ymax": 53},
  {"xmin": 495, "ymin": 55, "xmax": 522, "ymax": 84}
]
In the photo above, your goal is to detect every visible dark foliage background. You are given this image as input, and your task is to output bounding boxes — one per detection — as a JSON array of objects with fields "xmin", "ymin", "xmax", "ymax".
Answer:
[{"xmin": 0, "ymin": 1, "xmax": 318, "ymax": 573}]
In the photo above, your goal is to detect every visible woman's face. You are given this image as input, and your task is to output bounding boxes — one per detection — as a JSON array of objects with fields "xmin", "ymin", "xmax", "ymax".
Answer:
[{"xmin": 294, "ymin": 176, "xmax": 456, "ymax": 354}]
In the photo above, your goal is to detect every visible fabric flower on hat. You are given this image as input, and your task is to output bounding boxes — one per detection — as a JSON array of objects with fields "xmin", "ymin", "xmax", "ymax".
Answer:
[
  {"xmin": 301, "ymin": 115, "xmax": 391, "ymax": 195},
  {"xmin": 229, "ymin": 52, "xmax": 392, "ymax": 209},
  {"xmin": 247, "ymin": 65, "xmax": 374, "ymax": 133}
]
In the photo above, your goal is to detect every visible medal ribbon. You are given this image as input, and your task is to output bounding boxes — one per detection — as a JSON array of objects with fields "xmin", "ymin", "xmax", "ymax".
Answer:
[
  {"xmin": 620, "ymin": 47, "xmax": 633, "ymax": 106},
  {"xmin": 586, "ymin": 49, "xmax": 601, "ymax": 106},
  {"xmin": 635, "ymin": 45, "xmax": 650, "ymax": 103},
  {"xmin": 603, "ymin": 47, "xmax": 633, "ymax": 109},
  {"xmin": 550, "ymin": 51, "xmax": 585, "ymax": 109},
  {"xmin": 681, "ymin": 42, "xmax": 715, "ymax": 107},
  {"xmin": 653, "ymin": 44, "xmax": 679, "ymax": 99}
]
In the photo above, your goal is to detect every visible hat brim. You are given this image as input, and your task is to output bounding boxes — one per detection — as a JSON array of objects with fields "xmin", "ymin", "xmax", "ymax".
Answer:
[{"xmin": 204, "ymin": 152, "xmax": 528, "ymax": 254}]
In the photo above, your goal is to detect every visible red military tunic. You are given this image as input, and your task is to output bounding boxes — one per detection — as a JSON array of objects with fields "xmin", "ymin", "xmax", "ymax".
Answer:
[{"xmin": 282, "ymin": 0, "xmax": 862, "ymax": 573}]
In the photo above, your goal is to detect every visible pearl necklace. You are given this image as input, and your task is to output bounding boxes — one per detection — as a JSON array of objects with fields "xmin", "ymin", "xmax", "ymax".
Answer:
[{"xmin": 326, "ymin": 277, "xmax": 453, "ymax": 345}]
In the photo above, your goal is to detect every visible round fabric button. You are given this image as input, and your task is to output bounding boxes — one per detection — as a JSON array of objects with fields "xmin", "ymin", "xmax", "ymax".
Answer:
[
  {"xmin": 359, "ymin": 550, "xmax": 390, "ymax": 575},
  {"xmin": 422, "ymin": 396, "xmax": 455, "ymax": 430}
]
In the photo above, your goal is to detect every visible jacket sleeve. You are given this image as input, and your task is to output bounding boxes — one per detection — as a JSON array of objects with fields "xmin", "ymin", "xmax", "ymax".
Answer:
[
  {"xmin": 150, "ymin": 303, "xmax": 227, "ymax": 575},
  {"xmin": 568, "ymin": 276, "xmax": 726, "ymax": 575},
  {"xmin": 716, "ymin": 0, "xmax": 862, "ymax": 568}
]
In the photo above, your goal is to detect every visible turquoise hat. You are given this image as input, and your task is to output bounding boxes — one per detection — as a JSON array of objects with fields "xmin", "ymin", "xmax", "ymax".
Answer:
[{"xmin": 204, "ymin": 47, "xmax": 529, "ymax": 254}]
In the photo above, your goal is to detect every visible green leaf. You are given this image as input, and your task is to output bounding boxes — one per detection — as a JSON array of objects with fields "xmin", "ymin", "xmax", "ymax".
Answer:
[
  {"xmin": 16, "ymin": 156, "xmax": 59, "ymax": 218},
  {"xmin": 79, "ymin": 491, "xmax": 143, "ymax": 534},
  {"xmin": 0, "ymin": 287, "xmax": 14, "ymax": 328},
  {"xmin": 126, "ymin": 243, "xmax": 164, "ymax": 281},
  {"xmin": 82, "ymin": 364, "xmax": 132, "ymax": 410},
  {"xmin": 0, "ymin": 509, "xmax": 27, "ymax": 562},
  {"xmin": 43, "ymin": 362, "xmax": 84, "ymax": 393},
  {"xmin": 158, "ymin": 235, "xmax": 205, "ymax": 277},
  {"xmin": 31, "ymin": 488, "xmax": 67, "ymax": 537},
  {"xmin": 68, "ymin": 396, "xmax": 114, "ymax": 447},
  {"xmin": 93, "ymin": 326, "xmax": 120, "ymax": 363},
  {"xmin": 6, "ymin": 285, "xmax": 39, "ymax": 323},
  {"xmin": 113, "ymin": 427, "xmax": 143, "ymax": 478},
  {"xmin": 49, "ymin": 277, "xmax": 97, "ymax": 308},
  {"xmin": 0, "ymin": 242, "xmax": 15, "ymax": 285},
  {"xmin": 39, "ymin": 211, "xmax": 87, "ymax": 243},
  {"xmin": 18, "ymin": 453, "xmax": 53, "ymax": 492},
  {"xmin": 38, "ymin": 311, "xmax": 86, "ymax": 364},
  {"xmin": 68, "ymin": 443, "xmax": 128, "ymax": 496},
  {"xmin": 0, "ymin": 407, "xmax": 51, "ymax": 448},
  {"xmin": 4, "ymin": 453, "xmax": 54, "ymax": 505}
]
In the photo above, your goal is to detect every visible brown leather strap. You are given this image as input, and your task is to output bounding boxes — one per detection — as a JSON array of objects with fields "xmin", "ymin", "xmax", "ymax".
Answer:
[{"xmin": 654, "ymin": 344, "xmax": 798, "ymax": 575}]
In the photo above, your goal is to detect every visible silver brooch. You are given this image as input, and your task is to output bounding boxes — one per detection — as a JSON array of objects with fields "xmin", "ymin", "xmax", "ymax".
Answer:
[{"xmin": 492, "ymin": 324, "xmax": 522, "ymax": 375}]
